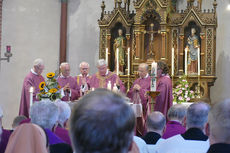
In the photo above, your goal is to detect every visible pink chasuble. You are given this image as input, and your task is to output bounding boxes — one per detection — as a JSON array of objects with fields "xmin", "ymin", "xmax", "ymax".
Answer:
[
  {"xmin": 127, "ymin": 76, "xmax": 151, "ymax": 136},
  {"xmin": 155, "ymin": 75, "xmax": 173, "ymax": 116},
  {"xmin": 89, "ymin": 71, "xmax": 126, "ymax": 93},
  {"xmin": 19, "ymin": 72, "xmax": 45, "ymax": 118},
  {"xmin": 57, "ymin": 76, "xmax": 80, "ymax": 101}
]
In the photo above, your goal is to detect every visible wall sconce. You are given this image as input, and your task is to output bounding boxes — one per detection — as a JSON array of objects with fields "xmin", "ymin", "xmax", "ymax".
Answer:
[{"xmin": 0, "ymin": 46, "xmax": 13, "ymax": 62}]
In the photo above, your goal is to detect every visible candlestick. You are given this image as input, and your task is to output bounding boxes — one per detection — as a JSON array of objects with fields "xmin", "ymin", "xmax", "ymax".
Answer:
[
  {"xmin": 185, "ymin": 48, "xmax": 188, "ymax": 75},
  {"xmin": 29, "ymin": 86, "xmax": 34, "ymax": 107},
  {"xmin": 105, "ymin": 48, "xmax": 108, "ymax": 65},
  {"xmin": 198, "ymin": 47, "xmax": 200, "ymax": 76},
  {"xmin": 171, "ymin": 48, "xmax": 174, "ymax": 76},
  {"xmin": 116, "ymin": 48, "xmax": 119, "ymax": 76},
  {"xmin": 127, "ymin": 47, "xmax": 130, "ymax": 75}
]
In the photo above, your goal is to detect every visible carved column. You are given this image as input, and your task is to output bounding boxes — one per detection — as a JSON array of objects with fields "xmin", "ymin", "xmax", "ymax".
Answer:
[
  {"xmin": 135, "ymin": 31, "xmax": 140, "ymax": 59},
  {"xmin": 161, "ymin": 32, "xmax": 167, "ymax": 60},
  {"xmin": 179, "ymin": 35, "xmax": 184, "ymax": 75},
  {"xmin": 59, "ymin": 0, "xmax": 68, "ymax": 64},
  {"xmin": 107, "ymin": 34, "xmax": 111, "ymax": 66},
  {"xmin": 200, "ymin": 34, "xmax": 205, "ymax": 75}
]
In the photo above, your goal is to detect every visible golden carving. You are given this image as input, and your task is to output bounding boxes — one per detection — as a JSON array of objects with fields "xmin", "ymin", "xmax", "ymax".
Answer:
[{"xmin": 98, "ymin": 0, "xmax": 217, "ymax": 102}]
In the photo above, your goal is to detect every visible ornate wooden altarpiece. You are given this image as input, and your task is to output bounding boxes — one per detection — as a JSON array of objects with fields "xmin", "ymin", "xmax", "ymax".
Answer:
[{"xmin": 98, "ymin": 0, "xmax": 218, "ymax": 102}]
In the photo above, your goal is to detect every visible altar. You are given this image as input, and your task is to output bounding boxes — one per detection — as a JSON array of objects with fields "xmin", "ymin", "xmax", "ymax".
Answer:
[{"xmin": 98, "ymin": 0, "xmax": 218, "ymax": 102}]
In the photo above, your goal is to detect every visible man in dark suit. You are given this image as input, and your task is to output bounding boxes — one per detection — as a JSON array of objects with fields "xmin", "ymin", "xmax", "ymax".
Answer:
[
  {"xmin": 142, "ymin": 111, "xmax": 166, "ymax": 144},
  {"xmin": 206, "ymin": 99, "xmax": 230, "ymax": 153}
]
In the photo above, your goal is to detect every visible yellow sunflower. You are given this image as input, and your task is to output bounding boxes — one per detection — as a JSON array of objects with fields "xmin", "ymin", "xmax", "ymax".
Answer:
[
  {"xmin": 47, "ymin": 72, "xmax": 55, "ymax": 79},
  {"xmin": 49, "ymin": 88, "xmax": 58, "ymax": 93},
  {"xmin": 39, "ymin": 82, "xmax": 46, "ymax": 90},
  {"xmin": 58, "ymin": 85, "xmax": 61, "ymax": 89}
]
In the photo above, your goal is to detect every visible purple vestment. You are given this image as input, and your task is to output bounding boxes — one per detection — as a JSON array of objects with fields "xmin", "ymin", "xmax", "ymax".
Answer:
[
  {"xmin": 45, "ymin": 129, "xmax": 65, "ymax": 145},
  {"xmin": 19, "ymin": 71, "xmax": 45, "ymax": 118},
  {"xmin": 57, "ymin": 76, "xmax": 80, "ymax": 101},
  {"xmin": 89, "ymin": 71, "xmax": 126, "ymax": 93},
  {"xmin": 0, "ymin": 129, "xmax": 12, "ymax": 153},
  {"xmin": 155, "ymin": 75, "xmax": 173, "ymax": 116},
  {"xmin": 127, "ymin": 76, "xmax": 151, "ymax": 136},
  {"xmin": 162, "ymin": 121, "xmax": 186, "ymax": 139},
  {"xmin": 54, "ymin": 127, "xmax": 71, "ymax": 145}
]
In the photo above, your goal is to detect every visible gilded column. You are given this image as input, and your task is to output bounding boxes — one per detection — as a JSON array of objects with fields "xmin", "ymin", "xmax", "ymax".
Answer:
[{"xmin": 179, "ymin": 35, "xmax": 184, "ymax": 75}]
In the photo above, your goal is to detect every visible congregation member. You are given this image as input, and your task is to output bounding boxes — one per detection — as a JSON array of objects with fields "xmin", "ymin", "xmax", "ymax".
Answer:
[
  {"xmin": 69, "ymin": 88, "xmax": 135, "ymax": 153},
  {"xmin": 11, "ymin": 115, "xmax": 27, "ymax": 130},
  {"xmin": 206, "ymin": 99, "xmax": 230, "ymax": 153},
  {"xmin": 5, "ymin": 123, "xmax": 48, "ymax": 153},
  {"xmin": 0, "ymin": 106, "xmax": 12, "ymax": 153},
  {"xmin": 89, "ymin": 59, "xmax": 126, "ymax": 93},
  {"xmin": 19, "ymin": 58, "xmax": 45, "ymax": 117},
  {"xmin": 30, "ymin": 101, "xmax": 65, "ymax": 145},
  {"xmin": 127, "ymin": 63, "xmax": 151, "ymax": 136},
  {"xmin": 156, "ymin": 102, "xmax": 210, "ymax": 153},
  {"xmin": 162, "ymin": 104, "xmax": 186, "ymax": 139},
  {"xmin": 155, "ymin": 61, "xmax": 173, "ymax": 116},
  {"xmin": 57, "ymin": 63, "xmax": 80, "ymax": 101},
  {"xmin": 75, "ymin": 61, "xmax": 91, "ymax": 96},
  {"xmin": 142, "ymin": 111, "xmax": 166, "ymax": 145},
  {"xmin": 54, "ymin": 101, "xmax": 72, "ymax": 145}
]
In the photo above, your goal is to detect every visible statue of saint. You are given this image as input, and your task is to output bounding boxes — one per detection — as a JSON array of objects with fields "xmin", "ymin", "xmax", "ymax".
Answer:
[
  {"xmin": 113, "ymin": 29, "xmax": 126, "ymax": 74},
  {"xmin": 187, "ymin": 28, "xmax": 200, "ymax": 75}
]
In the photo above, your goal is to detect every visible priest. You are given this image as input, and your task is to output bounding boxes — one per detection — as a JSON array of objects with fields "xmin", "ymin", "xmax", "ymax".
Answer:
[
  {"xmin": 57, "ymin": 63, "xmax": 80, "ymax": 101},
  {"xmin": 19, "ymin": 58, "xmax": 45, "ymax": 118},
  {"xmin": 127, "ymin": 63, "xmax": 151, "ymax": 136},
  {"xmin": 75, "ymin": 61, "xmax": 91, "ymax": 96},
  {"xmin": 89, "ymin": 59, "xmax": 125, "ymax": 93},
  {"xmin": 155, "ymin": 61, "xmax": 173, "ymax": 116}
]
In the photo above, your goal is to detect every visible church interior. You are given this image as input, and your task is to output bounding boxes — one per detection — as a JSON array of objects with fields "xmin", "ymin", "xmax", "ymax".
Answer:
[{"xmin": 0, "ymin": 0, "xmax": 230, "ymax": 151}]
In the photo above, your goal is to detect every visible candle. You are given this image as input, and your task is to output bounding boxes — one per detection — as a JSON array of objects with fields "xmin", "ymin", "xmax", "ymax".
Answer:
[
  {"xmin": 185, "ymin": 48, "xmax": 188, "ymax": 75},
  {"xmin": 198, "ymin": 47, "xmax": 200, "ymax": 76},
  {"xmin": 171, "ymin": 48, "xmax": 174, "ymax": 76},
  {"xmin": 105, "ymin": 48, "xmax": 108, "ymax": 65},
  {"xmin": 150, "ymin": 62, "xmax": 157, "ymax": 91},
  {"xmin": 29, "ymin": 86, "xmax": 34, "ymax": 107},
  {"xmin": 107, "ymin": 81, "xmax": 112, "ymax": 90},
  {"xmin": 116, "ymin": 48, "xmax": 119, "ymax": 76},
  {"xmin": 127, "ymin": 47, "xmax": 130, "ymax": 75}
]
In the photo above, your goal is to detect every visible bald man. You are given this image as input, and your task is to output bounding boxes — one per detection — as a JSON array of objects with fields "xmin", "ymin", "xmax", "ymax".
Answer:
[
  {"xmin": 19, "ymin": 58, "xmax": 45, "ymax": 117},
  {"xmin": 206, "ymin": 99, "xmax": 230, "ymax": 153},
  {"xmin": 142, "ymin": 111, "xmax": 166, "ymax": 145},
  {"xmin": 75, "ymin": 62, "xmax": 91, "ymax": 96},
  {"xmin": 127, "ymin": 63, "xmax": 151, "ymax": 136},
  {"xmin": 57, "ymin": 63, "xmax": 80, "ymax": 101}
]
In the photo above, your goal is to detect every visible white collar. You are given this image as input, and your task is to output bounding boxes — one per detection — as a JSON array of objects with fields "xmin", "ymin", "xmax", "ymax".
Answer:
[
  {"xmin": 141, "ymin": 73, "xmax": 149, "ymax": 79},
  {"xmin": 60, "ymin": 74, "xmax": 69, "ymax": 78},
  {"xmin": 31, "ymin": 69, "xmax": 38, "ymax": 75},
  {"xmin": 79, "ymin": 74, "xmax": 89, "ymax": 77},
  {"xmin": 105, "ymin": 69, "xmax": 109, "ymax": 76}
]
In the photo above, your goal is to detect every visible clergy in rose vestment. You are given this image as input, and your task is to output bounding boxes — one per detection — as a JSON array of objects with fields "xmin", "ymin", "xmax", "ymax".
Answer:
[
  {"xmin": 75, "ymin": 61, "xmax": 91, "ymax": 96},
  {"xmin": 57, "ymin": 63, "xmax": 80, "ymax": 101},
  {"xmin": 155, "ymin": 61, "xmax": 173, "ymax": 116},
  {"xmin": 89, "ymin": 59, "xmax": 126, "ymax": 93},
  {"xmin": 19, "ymin": 58, "xmax": 45, "ymax": 118},
  {"xmin": 127, "ymin": 63, "xmax": 151, "ymax": 136}
]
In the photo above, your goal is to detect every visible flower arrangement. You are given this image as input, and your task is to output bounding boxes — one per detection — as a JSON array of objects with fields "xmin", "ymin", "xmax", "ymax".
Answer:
[
  {"xmin": 37, "ymin": 72, "xmax": 62, "ymax": 101},
  {"xmin": 173, "ymin": 75, "xmax": 195, "ymax": 104}
]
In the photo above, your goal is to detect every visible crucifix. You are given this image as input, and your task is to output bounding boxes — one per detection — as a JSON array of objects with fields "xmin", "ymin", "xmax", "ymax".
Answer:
[{"xmin": 144, "ymin": 23, "xmax": 158, "ymax": 59}]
